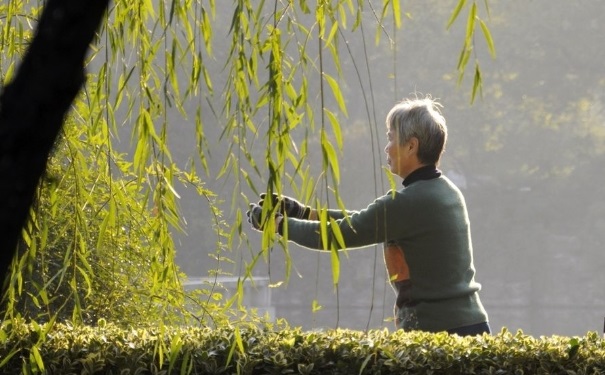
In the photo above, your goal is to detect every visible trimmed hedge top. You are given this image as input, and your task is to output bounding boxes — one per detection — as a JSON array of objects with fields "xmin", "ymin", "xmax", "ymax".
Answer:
[{"xmin": 1, "ymin": 321, "xmax": 604, "ymax": 374}]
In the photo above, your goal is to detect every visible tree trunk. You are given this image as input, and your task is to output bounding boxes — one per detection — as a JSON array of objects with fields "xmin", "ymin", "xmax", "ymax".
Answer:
[{"xmin": 0, "ymin": 0, "xmax": 111, "ymax": 292}]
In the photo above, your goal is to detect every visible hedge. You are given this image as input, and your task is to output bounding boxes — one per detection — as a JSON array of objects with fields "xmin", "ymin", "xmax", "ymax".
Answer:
[{"xmin": 1, "ymin": 320, "xmax": 604, "ymax": 374}]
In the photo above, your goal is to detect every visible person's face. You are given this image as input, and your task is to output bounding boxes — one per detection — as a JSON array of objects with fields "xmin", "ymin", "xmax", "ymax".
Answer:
[{"xmin": 385, "ymin": 128, "xmax": 417, "ymax": 178}]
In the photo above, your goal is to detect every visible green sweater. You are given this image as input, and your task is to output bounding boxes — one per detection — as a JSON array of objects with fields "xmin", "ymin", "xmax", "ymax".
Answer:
[{"xmin": 284, "ymin": 176, "xmax": 488, "ymax": 332}]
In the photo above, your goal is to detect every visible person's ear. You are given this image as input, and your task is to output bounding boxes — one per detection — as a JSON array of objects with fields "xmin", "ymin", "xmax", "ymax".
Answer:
[{"xmin": 407, "ymin": 137, "xmax": 419, "ymax": 154}]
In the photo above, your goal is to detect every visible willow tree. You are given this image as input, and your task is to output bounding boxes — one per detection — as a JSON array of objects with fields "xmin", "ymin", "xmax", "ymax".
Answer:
[{"xmin": 0, "ymin": 0, "xmax": 494, "ymax": 326}]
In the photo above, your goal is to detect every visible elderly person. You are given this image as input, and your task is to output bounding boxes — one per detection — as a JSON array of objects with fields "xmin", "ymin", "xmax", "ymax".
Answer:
[{"xmin": 248, "ymin": 96, "xmax": 490, "ymax": 336}]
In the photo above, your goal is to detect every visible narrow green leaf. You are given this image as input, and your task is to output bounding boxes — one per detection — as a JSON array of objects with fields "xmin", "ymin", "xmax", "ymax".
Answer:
[
  {"xmin": 180, "ymin": 350, "xmax": 192, "ymax": 375},
  {"xmin": 96, "ymin": 198, "xmax": 115, "ymax": 250},
  {"xmin": 39, "ymin": 289, "xmax": 49, "ymax": 306},
  {"xmin": 330, "ymin": 245, "xmax": 340, "ymax": 286},
  {"xmin": 325, "ymin": 109, "xmax": 343, "ymax": 150},
  {"xmin": 329, "ymin": 217, "xmax": 346, "ymax": 250},
  {"xmin": 479, "ymin": 19, "xmax": 496, "ymax": 58},
  {"xmin": 446, "ymin": 0, "xmax": 467, "ymax": 30},
  {"xmin": 143, "ymin": 0, "xmax": 156, "ymax": 21},
  {"xmin": 338, "ymin": 3, "xmax": 348, "ymax": 28},
  {"xmin": 0, "ymin": 348, "xmax": 17, "ymax": 368},
  {"xmin": 169, "ymin": 39, "xmax": 179, "ymax": 94},
  {"xmin": 30, "ymin": 345, "xmax": 45, "ymax": 372},
  {"xmin": 226, "ymin": 326, "xmax": 245, "ymax": 367},
  {"xmin": 325, "ymin": 22, "xmax": 339, "ymax": 46},
  {"xmin": 319, "ymin": 208, "xmax": 329, "ymax": 250},
  {"xmin": 335, "ymin": 192, "xmax": 351, "ymax": 226},
  {"xmin": 157, "ymin": 338, "xmax": 165, "ymax": 369},
  {"xmin": 76, "ymin": 266, "xmax": 93, "ymax": 297},
  {"xmin": 323, "ymin": 73, "xmax": 348, "ymax": 116},
  {"xmin": 471, "ymin": 63, "xmax": 482, "ymax": 104},
  {"xmin": 392, "ymin": 0, "xmax": 402, "ymax": 28},
  {"xmin": 359, "ymin": 353, "xmax": 375, "ymax": 375},
  {"xmin": 234, "ymin": 326, "xmax": 245, "ymax": 353},
  {"xmin": 457, "ymin": 47, "xmax": 471, "ymax": 75},
  {"xmin": 4, "ymin": 61, "xmax": 15, "ymax": 83},
  {"xmin": 465, "ymin": 2, "xmax": 477, "ymax": 46},
  {"xmin": 316, "ymin": 5, "xmax": 325, "ymax": 38},
  {"xmin": 168, "ymin": 334, "xmax": 183, "ymax": 373},
  {"xmin": 321, "ymin": 132, "xmax": 340, "ymax": 183},
  {"xmin": 383, "ymin": 167, "xmax": 398, "ymax": 197}
]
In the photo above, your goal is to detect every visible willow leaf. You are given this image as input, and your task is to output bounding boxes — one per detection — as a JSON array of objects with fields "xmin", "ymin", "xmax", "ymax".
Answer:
[
  {"xmin": 325, "ymin": 21, "xmax": 339, "ymax": 47},
  {"xmin": 330, "ymin": 245, "xmax": 340, "ymax": 286},
  {"xmin": 316, "ymin": 5, "xmax": 325, "ymax": 38},
  {"xmin": 465, "ymin": 2, "xmax": 477, "ymax": 46},
  {"xmin": 96, "ymin": 198, "xmax": 113, "ymax": 250},
  {"xmin": 231, "ymin": 326, "xmax": 246, "ymax": 362},
  {"xmin": 30, "ymin": 345, "xmax": 45, "ymax": 372},
  {"xmin": 479, "ymin": 18, "xmax": 496, "ymax": 58},
  {"xmin": 321, "ymin": 131, "xmax": 340, "ymax": 183},
  {"xmin": 142, "ymin": 0, "xmax": 156, "ymax": 22},
  {"xmin": 337, "ymin": 3, "xmax": 348, "ymax": 29},
  {"xmin": 457, "ymin": 47, "xmax": 471, "ymax": 78},
  {"xmin": 375, "ymin": 0, "xmax": 390, "ymax": 44},
  {"xmin": 325, "ymin": 109, "xmax": 343, "ymax": 150},
  {"xmin": 39, "ymin": 217, "xmax": 48, "ymax": 249},
  {"xmin": 471, "ymin": 63, "xmax": 482, "ymax": 104},
  {"xmin": 4, "ymin": 60, "xmax": 15, "ymax": 82},
  {"xmin": 392, "ymin": 0, "xmax": 402, "ymax": 28},
  {"xmin": 202, "ymin": 64, "xmax": 213, "ymax": 92},
  {"xmin": 384, "ymin": 167, "xmax": 398, "ymax": 198},
  {"xmin": 335, "ymin": 192, "xmax": 351, "ymax": 226},
  {"xmin": 323, "ymin": 73, "xmax": 348, "ymax": 116},
  {"xmin": 76, "ymin": 265, "xmax": 92, "ymax": 297},
  {"xmin": 0, "ymin": 348, "xmax": 17, "ymax": 368},
  {"xmin": 169, "ymin": 39, "xmax": 179, "ymax": 94},
  {"xmin": 168, "ymin": 334, "xmax": 183, "ymax": 373},
  {"xmin": 447, "ymin": 0, "xmax": 467, "ymax": 30},
  {"xmin": 319, "ymin": 208, "xmax": 328, "ymax": 251},
  {"xmin": 329, "ymin": 217, "xmax": 346, "ymax": 250},
  {"xmin": 156, "ymin": 338, "xmax": 165, "ymax": 369}
]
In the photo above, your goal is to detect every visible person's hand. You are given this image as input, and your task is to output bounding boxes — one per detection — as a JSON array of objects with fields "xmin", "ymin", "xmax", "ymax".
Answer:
[
  {"xmin": 246, "ymin": 203, "xmax": 283, "ymax": 232},
  {"xmin": 259, "ymin": 193, "xmax": 310, "ymax": 219}
]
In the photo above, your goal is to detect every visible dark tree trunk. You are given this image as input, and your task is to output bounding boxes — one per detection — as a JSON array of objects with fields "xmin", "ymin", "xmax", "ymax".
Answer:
[{"xmin": 0, "ymin": 0, "xmax": 111, "ymax": 292}]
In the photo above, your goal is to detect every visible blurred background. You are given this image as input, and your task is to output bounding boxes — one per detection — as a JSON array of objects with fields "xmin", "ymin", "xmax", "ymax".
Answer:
[{"xmin": 162, "ymin": 0, "xmax": 605, "ymax": 337}]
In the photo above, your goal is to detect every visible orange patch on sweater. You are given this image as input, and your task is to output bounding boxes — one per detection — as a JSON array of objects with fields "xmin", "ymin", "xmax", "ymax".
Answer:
[{"xmin": 384, "ymin": 242, "xmax": 410, "ymax": 282}]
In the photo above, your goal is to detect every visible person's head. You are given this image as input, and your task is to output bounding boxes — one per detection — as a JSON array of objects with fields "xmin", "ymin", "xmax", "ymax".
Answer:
[{"xmin": 384, "ymin": 95, "xmax": 447, "ymax": 178}]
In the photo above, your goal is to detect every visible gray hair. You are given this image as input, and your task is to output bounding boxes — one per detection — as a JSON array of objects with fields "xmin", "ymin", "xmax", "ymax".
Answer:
[{"xmin": 385, "ymin": 96, "xmax": 448, "ymax": 165}]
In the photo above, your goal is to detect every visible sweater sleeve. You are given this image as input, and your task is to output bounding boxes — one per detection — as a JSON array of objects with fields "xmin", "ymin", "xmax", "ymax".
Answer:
[
  {"xmin": 284, "ymin": 196, "xmax": 391, "ymax": 250},
  {"xmin": 325, "ymin": 208, "xmax": 354, "ymax": 220}
]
